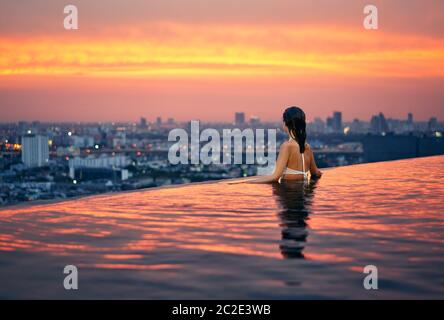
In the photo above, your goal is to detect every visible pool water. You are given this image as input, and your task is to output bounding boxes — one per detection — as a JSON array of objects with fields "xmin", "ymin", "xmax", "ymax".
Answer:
[{"xmin": 0, "ymin": 156, "xmax": 443, "ymax": 299}]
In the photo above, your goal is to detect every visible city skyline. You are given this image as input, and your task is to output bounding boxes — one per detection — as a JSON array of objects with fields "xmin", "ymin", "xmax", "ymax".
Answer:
[{"xmin": 0, "ymin": 110, "xmax": 440, "ymax": 124}]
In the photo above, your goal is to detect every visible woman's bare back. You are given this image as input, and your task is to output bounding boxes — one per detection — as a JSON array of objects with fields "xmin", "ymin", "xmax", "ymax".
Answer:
[{"xmin": 282, "ymin": 140, "xmax": 312, "ymax": 181}]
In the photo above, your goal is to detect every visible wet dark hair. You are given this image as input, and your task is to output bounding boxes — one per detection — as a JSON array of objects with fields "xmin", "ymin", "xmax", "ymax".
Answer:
[{"xmin": 283, "ymin": 106, "xmax": 306, "ymax": 153}]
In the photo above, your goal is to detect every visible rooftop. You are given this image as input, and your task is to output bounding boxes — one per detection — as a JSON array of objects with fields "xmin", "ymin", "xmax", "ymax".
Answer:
[{"xmin": 1, "ymin": 156, "xmax": 444, "ymax": 299}]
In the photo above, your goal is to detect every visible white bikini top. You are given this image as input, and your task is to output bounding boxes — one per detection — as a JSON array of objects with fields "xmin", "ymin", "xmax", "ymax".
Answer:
[{"xmin": 283, "ymin": 152, "xmax": 309, "ymax": 179}]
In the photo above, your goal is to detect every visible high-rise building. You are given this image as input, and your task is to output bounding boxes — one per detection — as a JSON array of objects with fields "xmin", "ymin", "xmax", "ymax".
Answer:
[
  {"xmin": 139, "ymin": 117, "xmax": 147, "ymax": 129},
  {"xmin": 309, "ymin": 117, "xmax": 326, "ymax": 133},
  {"xmin": 18, "ymin": 121, "xmax": 29, "ymax": 135},
  {"xmin": 428, "ymin": 117, "xmax": 438, "ymax": 131},
  {"xmin": 156, "ymin": 117, "xmax": 162, "ymax": 126},
  {"xmin": 249, "ymin": 116, "xmax": 260, "ymax": 126},
  {"xmin": 407, "ymin": 113, "xmax": 413, "ymax": 124},
  {"xmin": 235, "ymin": 112, "xmax": 245, "ymax": 125},
  {"xmin": 31, "ymin": 121, "xmax": 41, "ymax": 133},
  {"xmin": 370, "ymin": 112, "xmax": 389, "ymax": 134},
  {"xmin": 326, "ymin": 117, "xmax": 333, "ymax": 130},
  {"xmin": 21, "ymin": 134, "xmax": 49, "ymax": 167},
  {"xmin": 332, "ymin": 111, "xmax": 342, "ymax": 132},
  {"xmin": 349, "ymin": 118, "xmax": 365, "ymax": 133},
  {"xmin": 326, "ymin": 111, "xmax": 342, "ymax": 133}
]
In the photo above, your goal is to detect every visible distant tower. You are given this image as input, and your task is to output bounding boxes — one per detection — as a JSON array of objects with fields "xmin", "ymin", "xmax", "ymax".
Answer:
[
  {"xmin": 370, "ymin": 116, "xmax": 379, "ymax": 133},
  {"xmin": 332, "ymin": 111, "xmax": 342, "ymax": 132},
  {"xmin": 249, "ymin": 116, "xmax": 260, "ymax": 126},
  {"xmin": 370, "ymin": 112, "xmax": 389, "ymax": 134},
  {"xmin": 21, "ymin": 134, "xmax": 49, "ymax": 167},
  {"xmin": 139, "ymin": 117, "xmax": 147, "ymax": 129},
  {"xmin": 235, "ymin": 112, "xmax": 245, "ymax": 125},
  {"xmin": 18, "ymin": 121, "xmax": 29, "ymax": 135},
  {"xmin": 428, "ymin": 117, "xmax": 438, "ymax": 131},
  {"xmin": 379, "ymin": 112, "xmax": 389, "ymax": 133},
  {"xmin": 407, "ymin": 113, "xmax": 413, "ymax": 125},
  {"xmin": 312, "ymin": 117, "xmax": 326, "ymax": 133},
  {"xmin": 156, "ymin": 117, "xmax": 162, "ymax": 126},
  {"xmin": 326, "ymin": 117, "xmax": 333, "ymax": 130}
]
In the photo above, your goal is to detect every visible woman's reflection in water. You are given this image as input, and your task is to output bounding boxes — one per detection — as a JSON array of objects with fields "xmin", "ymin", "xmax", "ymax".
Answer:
[{"xmin": 272, "ymin": 179, "xmax": 318, "ymax": 259}]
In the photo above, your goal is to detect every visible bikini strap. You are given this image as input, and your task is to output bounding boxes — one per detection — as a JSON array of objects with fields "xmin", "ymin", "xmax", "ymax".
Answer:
[{"xmin": 301, "ymin": 152, "xmax": 305, "ymax": 172}]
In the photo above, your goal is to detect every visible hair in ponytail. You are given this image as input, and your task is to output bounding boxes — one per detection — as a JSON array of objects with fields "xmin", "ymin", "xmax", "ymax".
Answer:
[{"xmin": 283, "ymin": 106, "xmax": 307, "ymax": 153}]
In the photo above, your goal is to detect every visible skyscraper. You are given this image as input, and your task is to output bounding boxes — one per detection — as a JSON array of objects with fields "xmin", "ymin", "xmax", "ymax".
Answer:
[
  {"xmin": 428, "ymin": 117, "xmax": 438, "ymax": 131},
  {"xmin": 407, "ymin": 113, "xmax": 413, "ymax": 124},
  {"xmin": 21, "ymin": 134, "xmax": 49, "ymax": 167},
  {"xmin": 139, "ymin": 117, "xmax": 147, "ymax": 129},
  {"xmin": 310, "ymin": 117, "xmax": 326, "ymax": 133},
  {"xmin": 332, "ymin": 111, "xmax": 342, "ymax": 132},
  {"xmin": 235, "ymin": 112, "xmax": 245, "ymax": 125},
  {"xmin": 370, "ymin": 112, "xmax": 389, "ymax": 134},
  {"xmin": 326, "ymin": 111, "xmax": 342, "ymax": 133},
  {"xmin": 249, "ymin": 116, "xmax": 260, "ymax": 126}
]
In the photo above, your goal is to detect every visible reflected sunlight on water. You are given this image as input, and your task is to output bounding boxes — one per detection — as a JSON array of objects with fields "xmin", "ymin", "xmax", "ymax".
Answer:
[{"xmin": 0, "ymin": 156, "xmax": 444, "ymax": 299}]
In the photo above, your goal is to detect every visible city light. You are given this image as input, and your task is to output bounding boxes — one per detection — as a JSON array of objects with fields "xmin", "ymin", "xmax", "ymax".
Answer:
[
  {"xmin": 1, "ymin": 112, "xmax": 442, "ymax": 207},
  {"xmin": 4, "ymin": 143, "xmax": 22, "ymax": 151}
]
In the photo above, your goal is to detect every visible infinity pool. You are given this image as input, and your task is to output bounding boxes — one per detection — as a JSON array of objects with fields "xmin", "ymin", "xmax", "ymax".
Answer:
[{"xmin": 1, "ymin": 156, "xmax": 443, "ymax": 299}]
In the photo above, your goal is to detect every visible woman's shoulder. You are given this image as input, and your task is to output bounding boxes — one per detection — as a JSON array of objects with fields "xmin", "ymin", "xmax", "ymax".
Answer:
[
  {"xmin": 280, "ymin": 140, "xmax": 292, "ymax": 150},
  {"xmin": 281, "ymin": 140, "xmax": 298, "ymax": 149},
  {"xmin": 281, "ymin": 140, "xmax": 312, "ymax": 153}
]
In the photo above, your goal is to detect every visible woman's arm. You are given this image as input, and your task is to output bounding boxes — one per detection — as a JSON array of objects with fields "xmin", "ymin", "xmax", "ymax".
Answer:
[
  {"xmin": 308, "ymin": 145, "xmax": 322, "ymax": 178},
  {"xmin": 248, "ymin": 142, "xmax": 290, "ymax": 183}
]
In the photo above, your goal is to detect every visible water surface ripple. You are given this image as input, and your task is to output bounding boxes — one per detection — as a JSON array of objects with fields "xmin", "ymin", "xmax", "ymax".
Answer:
[{"xmin": 1, "ymin": 156, "xmax": 443, "ymax": 299}]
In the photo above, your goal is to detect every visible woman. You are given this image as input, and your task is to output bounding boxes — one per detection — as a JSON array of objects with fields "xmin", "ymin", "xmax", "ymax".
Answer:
[{"xmin": 250, "ymin": 106, "xmax": 322, "ymax": 183}]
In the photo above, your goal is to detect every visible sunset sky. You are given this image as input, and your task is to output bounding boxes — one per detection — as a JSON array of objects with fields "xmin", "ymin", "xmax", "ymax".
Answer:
[{"xmin": 0, "ymin": 0, "xmax": 443, "ymax": 122}]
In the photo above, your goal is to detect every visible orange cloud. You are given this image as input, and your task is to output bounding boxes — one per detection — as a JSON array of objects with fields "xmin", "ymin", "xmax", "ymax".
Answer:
[{"xmin": 1, "ymin": 23, "xmax": 443, "ymax": 80}]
